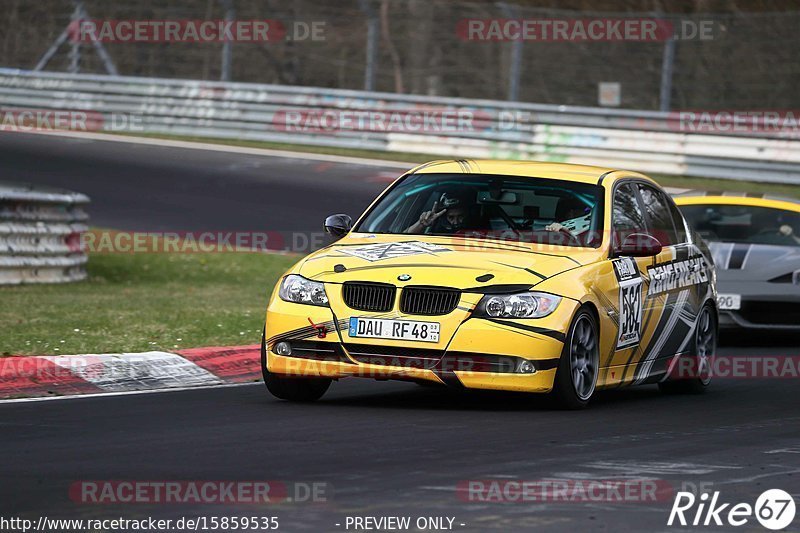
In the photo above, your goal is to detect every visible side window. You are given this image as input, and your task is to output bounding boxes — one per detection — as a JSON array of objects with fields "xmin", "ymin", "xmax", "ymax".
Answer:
[
  {"xmin": 612, "ymin": 183, "xmax": 647, "ymax": 247},
  {"xmin": 637, "ymin": 184, "xmax": 678, "ymax": 246}
]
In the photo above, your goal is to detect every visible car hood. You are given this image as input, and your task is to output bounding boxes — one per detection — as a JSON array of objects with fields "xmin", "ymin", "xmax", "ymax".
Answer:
[
  {"xmin": 296, "ymin": 233, "xmax": 600, "ymax": 289},
  {"xmin": 709, "ymin": 241, "xmax": 800, "ymax": 282}
]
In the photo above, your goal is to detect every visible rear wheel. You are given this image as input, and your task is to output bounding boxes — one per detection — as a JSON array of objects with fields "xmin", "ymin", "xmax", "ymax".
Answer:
[
  {"xmin": 261, "ymin": 330, "xmax": 331, "ymax": 402},
  {"xmin": 550, "ymin": 308, "xmax": 599, "ymax": 409},
  {"xmin": 659, "ymin": 303, "xmax": 716, "ymax": 394}
]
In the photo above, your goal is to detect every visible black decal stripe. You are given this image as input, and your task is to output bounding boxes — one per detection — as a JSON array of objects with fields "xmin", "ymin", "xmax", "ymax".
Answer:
[
  {"xmin": 597, "ymin": 170, "xmax": 615, "ymax": 186},
  {"xmin": 303, "ymin": 253, "xmax": 350, "ymax": 262},
  {"xmin": 313, "ymin": 263, "xmax": 474, "ymax": 277},
  {"xmin": 267, "ymin": 319, "xmax": 341, "ymax": 344},
  {"xmin": 484, "ymin": 318, "xmax": 566, "ymax": 343},
  {"xmin": 409, "ymin": 160, "xmax": 450, "ymax": 174},
  {"xmin": 525, "ymin": 268, "xmax": 548, "ymax": 280},
  {"xmin": 531, "ymin": 263, "xmax": 587, "ymax": 287},
  {"xmin": 631, "ymin": 291, "xmax": 681, "ymax": 380},
  {"xmin": 437, "ymin": 370, "xmax": 466, "ymax": 389},
  {"xmin": 534, "ymin": 358, "xmax": 560, "ymax": 371},
  {"xmin": 452, "ymin": 242, "xmax": 582, "ymax": 263},
  {"xmin": 673, "ymin": 245, "xmax": 690, "ymax": 262},
  {"xmin": 727, "ymin": 244, "xmax": 750, "ymax": 270},
  {"xmin": 452, "ymin": 241, "xmax": 543, "ymax": 253},
  {"xmin": 592, "ymin": 288, "xmax": 619, "ymax": 328},
  {"xmin": 483, "ymin": 321, "xmax": 544, "ymax": 340},
  {"xmin": 462, "ymin": 284, "xmax": 533, "ymax": 294},
  {"xmin": 489, "ymin": 261, "xmax": 549, "ymax": 280}
]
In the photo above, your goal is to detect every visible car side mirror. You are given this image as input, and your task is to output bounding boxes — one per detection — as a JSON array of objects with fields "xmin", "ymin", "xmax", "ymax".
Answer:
[
  {"xmin": 324, "ymin": 214, "xmax": 352, "ymax": 240},
  {"xmin": 616, "ymin": 233, "xmax": 663, "ymax": 257}
]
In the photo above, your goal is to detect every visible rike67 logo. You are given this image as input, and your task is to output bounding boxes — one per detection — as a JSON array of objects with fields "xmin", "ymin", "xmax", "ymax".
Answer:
[{"xmin": 668, "ymin": 489, "xmax": 796, "ymax": 530}]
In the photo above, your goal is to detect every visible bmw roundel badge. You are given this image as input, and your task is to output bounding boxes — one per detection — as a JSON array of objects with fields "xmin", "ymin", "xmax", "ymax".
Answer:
[{"xmin": 397, "ymin": 274, "xmax": 411, "ymax": 281}]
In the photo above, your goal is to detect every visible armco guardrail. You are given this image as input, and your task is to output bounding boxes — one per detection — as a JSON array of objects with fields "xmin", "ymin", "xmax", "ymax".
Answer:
[
  {"xmin": 0, "ymin": 182, "xmax": 89, "ymax": 285},
  {"xmin": 1, "ymin": 69, "xmax": 799, "ymax": 184}
]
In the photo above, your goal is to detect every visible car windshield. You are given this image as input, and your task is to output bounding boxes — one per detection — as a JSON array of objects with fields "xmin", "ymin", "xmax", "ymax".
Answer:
[
  {"xmin": 355, "ymin": 174, "xmax": 604, "ymax": 248},
  {"xmin": 680, "ymin": 203, "xmax": 800, "ymax": 247}
]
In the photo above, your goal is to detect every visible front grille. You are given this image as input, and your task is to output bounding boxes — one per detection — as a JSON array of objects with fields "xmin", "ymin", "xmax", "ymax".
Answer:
[
  {"xmin": 344, "ymin": 343, "xmax": 443, "ymax": 369},
  {"xmin": 342, "ymin": 282, "xmax": 396, "ymax": 312},
  {"xmin": 400, "ymin": 286, "xmax": 460, "ymax": 315},
  {"xmin": 738, "ymin": 301, "xmax": 800, "ymax": 325}
]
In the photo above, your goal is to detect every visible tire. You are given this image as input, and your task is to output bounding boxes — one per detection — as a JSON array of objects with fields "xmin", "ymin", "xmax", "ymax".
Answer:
[
  {"xmin": 261, "ymin": 329, "xmax": 331, "ymax": 402},
  {"xmin": 550, "ymin": 307, "xmax": 600, "ymax": 409},
  {"xmin": 658, "ymin": 303, "xmax": 716, "ymax": 395}
]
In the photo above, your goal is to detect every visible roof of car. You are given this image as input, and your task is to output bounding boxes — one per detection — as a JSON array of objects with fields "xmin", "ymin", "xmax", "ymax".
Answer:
[
  {"xmin": 673, "ymin": 190, "xmax": 800, "ymax": 211},
  {"xmin": 408, "ymin": 159, "xmax": 654, "ymax": 186}
]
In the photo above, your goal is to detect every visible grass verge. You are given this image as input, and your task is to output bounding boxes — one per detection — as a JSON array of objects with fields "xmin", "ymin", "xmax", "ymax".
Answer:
[
  {"xmin": 1, "ymin": 251, "xmax": 296, "ymax": 356},
  {"xmin": 119, "ymin": 132, "xmax": 800, "ymax": 199}
]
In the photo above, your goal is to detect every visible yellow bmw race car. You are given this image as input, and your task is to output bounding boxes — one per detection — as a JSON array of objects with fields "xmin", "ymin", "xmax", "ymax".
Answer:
[{"xmin": 262, "ymin": 161, "xmax": 718, "ymax": 408}]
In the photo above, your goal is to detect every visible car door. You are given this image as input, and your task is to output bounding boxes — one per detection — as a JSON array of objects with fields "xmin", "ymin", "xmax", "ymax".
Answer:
[
  {"xmin": 598, "ymin": 181, "xmax": 659, "ymax": 386},
  {"xmin": 630, "ymin": 183, "xmax": 704, "ymax": 384}
]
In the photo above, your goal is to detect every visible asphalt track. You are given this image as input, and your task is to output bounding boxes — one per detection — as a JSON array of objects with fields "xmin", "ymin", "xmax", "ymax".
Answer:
[{"xmin": 2, "ymin": 133, "xmax": 799, "ymax": 532}]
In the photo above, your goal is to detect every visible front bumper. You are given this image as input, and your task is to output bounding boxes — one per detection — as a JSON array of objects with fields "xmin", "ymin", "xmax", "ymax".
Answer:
[
  {"xmin": 717, "ymin": 280, "xmax": 800, "ymax": 330},
  {"xmin": 264, "ymin": 296, "xmax": 576, "ymax": 393}
]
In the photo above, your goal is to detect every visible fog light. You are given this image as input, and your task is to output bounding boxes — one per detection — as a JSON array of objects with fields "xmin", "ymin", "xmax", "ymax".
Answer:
[
  {"xmin": 274, "ymin": 342, "xmax": 292, "ymax": 356},
  {"xmin": 518, "ymin": 360, "xmax": 536, "ymax": 374}
]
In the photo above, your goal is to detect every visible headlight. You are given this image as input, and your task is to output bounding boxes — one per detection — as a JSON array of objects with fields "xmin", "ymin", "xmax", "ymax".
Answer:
[
  {"xmin": 475, "ymin": 291, "xmax": 561, "ymax": 319},
  {"xmin": 279, "ymin": 274, "xmax": 329, "ymax": 306}
]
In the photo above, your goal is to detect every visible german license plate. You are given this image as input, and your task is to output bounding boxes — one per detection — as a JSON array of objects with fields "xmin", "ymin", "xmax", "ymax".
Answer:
[
  {"xmin": 348, "ymin": 317, "xmax": 440, "ymax": 343},
  {"xmin": 717, "ymin": 294, "xmax": 741, "ymax": 310}
]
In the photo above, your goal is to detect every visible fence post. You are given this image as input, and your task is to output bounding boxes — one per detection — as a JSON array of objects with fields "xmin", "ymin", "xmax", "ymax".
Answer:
[
  {"xmin": 499, "ymin": 3, "xmax": 522, "ymax": 101},
  {"xmin": 68, "ymin": 2, "xmax": 83, "ymax": 73},
  {"xmin": 359, "ymin": 0, "xmax": 379, "ymax": 92},
  {"xmin": 659, "ymin": 36, "xmax": 676, "ymax": 111},
  {"xmin": 219, "ymin": 0, "xmax": 235, "ymax": 81}
]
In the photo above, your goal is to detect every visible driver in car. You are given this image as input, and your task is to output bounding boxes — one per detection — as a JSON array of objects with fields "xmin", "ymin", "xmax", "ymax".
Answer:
[
  {"xmin": 545, "ymin": 197, "xmax": 591, "ymax": 237},
  {"xmin": 406, "ymin": 192, "xmax": 474, "ymax": 234}
]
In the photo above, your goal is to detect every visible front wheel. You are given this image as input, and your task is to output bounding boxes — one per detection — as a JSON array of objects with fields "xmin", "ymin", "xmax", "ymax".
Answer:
[
  {"xmin": 261, "ymin": 330, "xmax": 331, "ymax": 402},
  {"xmin": 550, "ymin": 308, "xmax": 599, "ymax": 409},
  {"xmin": 659, "ymin": 303, "xmax": 716, "ymax": 394}
]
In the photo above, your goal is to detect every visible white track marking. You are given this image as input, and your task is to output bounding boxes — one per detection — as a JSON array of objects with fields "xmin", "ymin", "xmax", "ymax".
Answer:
[
  {"xmin": 29, "ymin": 130, "xmax": 414, "ymax": 168},
  {"xmin": 764, "ymin": 448, "xmax": 800, "ymax": 454},
  {"xmin": 43, "ymin": 351, "xmax": 222, "ymax": 392},
  {"xmin": 582, "ymin": 461, "xmax": 741, "ymax": 476}
]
